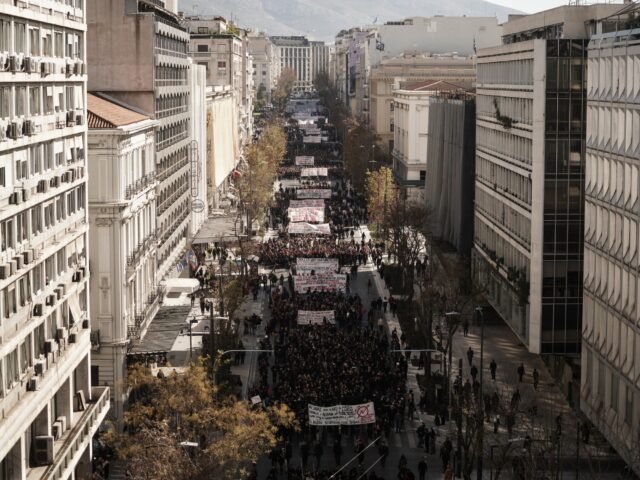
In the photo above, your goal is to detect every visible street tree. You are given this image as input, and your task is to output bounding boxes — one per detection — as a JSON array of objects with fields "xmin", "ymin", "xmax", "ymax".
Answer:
[
  {"xmin": 343, "ymin": 118, "xmax": 377, "ymax": 192},
  {"xmin": 105, "ymin": 362, "xmax": 298, "ymax": 480},
  {"xmin": 364, "ymin": 166, "xmax": 395, "ymax": 235},
  {"xmin": 273, "ymin": 68, "xmax": 296, "ymax": 109}
]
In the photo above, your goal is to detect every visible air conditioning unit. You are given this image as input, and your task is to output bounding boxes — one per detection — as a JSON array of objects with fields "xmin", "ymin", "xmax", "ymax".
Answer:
[
  {"xmin": 41, "ymin": 61, "xmax": 50, "ymax": 76},
  {"xmin": 33, "ymin": 303, "xmax": 43, "ymax": 316},
  {"xmin": 34, "ymin": 436, "xmax": 54, "ymax": 466},
  {"xmin": 7, "ymin": 122, "xmax": 17, "ymax": 139},
  {"xmin": 76, "ymin": 166, "xmax": 85, "ymax": 178},
  {"xmin": 23, "ymin": 249, "xmax": 33, "ymax": 265},
  {"xmin": 45, "ymin": 294, "xmax": 56, "ymax": 306},
  {"xmin": 25, "ymin": 57, "xmax": 36, "ymax": 73},
  {"xmin": 65, "ymin": 62, "xmax": 72, "ymax": 76},
  {"xmin": 68, "ymin": 333, "xmax": 77, "ymax": 344},
  {"xmin": 82, "ymin": 319, "xmax": 89, "ymax": 329},
  {"xmin": 44, "ymin": 339, "xmax": 56, "ymax": 355},
  {"xmin": 8, "ymin": 191, "xmax": 20, "ymax": 204},
  {"xmin": 0, "ymin": 264, "xmax": 9, "ymax": 280},
  {"xmin": 50, "ymin": 176, "xmax": 60, "ymax": 188},
  {"xmin": 56, "ymin": 327, "xmax": 68, "ymax": 342},
  {"xmin": 27, "ymin": 376, "xmax": 39, "ymax": 391},
  {"xmin": 61, "ymin": 172, "xmax": 69, "ymax": 183},
  {"xmin": 66, "ymin": 111, "xmax": 75, "ymax": 127},
  {"xmin": 9, "ymin": 54, "xmax": 22, "ymax": 72},
  {"xmin": 56, "ymin": 284, "xmax": 66, "ymax": 297},
  {"xmin": 75, "ymin": 114, "xmax": 83, "ymax": 126},
  {"xmin": 56, "ymin": 415, "xmax": 67, "ymax": 433},
  {"xmin": 22, "ymin": 188, "xmax": 30, "ymax": 202},
  {"xmin": 9, "ymin": 259, "xmax": 17, "ymax": 275},
  {"xmin": 72, "ymin": 271, "xmax": 82, "ymax": 282},
  {"xmin": 0, "ymin": 123, "xmax": 6, "ymax": 142},
  {"xmin": 14, "ymin": 255, "xmax": 24, "ymax": 270},
  {"xmin": 23, "ymin": 119, "xmax": 34, "ymax": 136},
  {"xmin": 74, "ymin": 61, "xmax": 83, "ymax": 75},
  {"xmin": 52, "ymin": 421, "xmax": 63, "ymax": 440},
  {"xmin": 34, "ymin": 361, "xmax": 46, "ymax": 375},
  {"xmin": 0, "ymin": 52, "xmax": 7, "ymax": 71}
]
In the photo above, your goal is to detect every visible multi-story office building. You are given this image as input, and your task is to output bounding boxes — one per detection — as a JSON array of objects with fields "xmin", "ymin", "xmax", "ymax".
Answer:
[
  {"xmin": 87, "ymin": 0, "xmax": 191, "ymax": 280},
  {"xmin": 392, "ymin": 81, "xmax": 465, "ymax": 202},
  {"xmin": 311, "ymin": 40, "xmax": 330, "ymax": 80},
  {"xmin": 185, "ymin": 16, "xmax": 253, "ymax": 146},
  {"xmin": 249, "ymin": 31, "xmax": 277, "ymax": 101},
  {"xmin": 370, "ymin": 53, "xmax": 476, "ymax": 153},
  {"xmin": 87, "ymin": 94, "xmax": 159, "ymax": 426},
  {"xmin": 0, "ymin": 1, "xmax": 110, "ymax": 477},
  {"xmin": 272, "ymin": 36, "xmax": 313, "ymax": 92},
  {"xmin": 188, "ymin": 60, "xmax": 208, "ymax": 235},
  {"xmin": 472, "ymin": 4, "xmax": 622, "ymax": 355},
  {"xmin": 581, "ymin": 23, "xmax": 640, "ymax": 475}
]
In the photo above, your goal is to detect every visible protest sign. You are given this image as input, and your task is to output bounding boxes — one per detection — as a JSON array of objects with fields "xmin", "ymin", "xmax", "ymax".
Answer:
[
  {"xmin": 288, "ymin": 207, "xmax": 325, "ymax": 223},
  {"xmin": 288, "ymin": 223, "xmax": 332, "ymax": 235},
  {"xmin": 295, "ymin": 156, "xmax": 315, "ymax": 166},
  {"xmin": 296, "ymin": 258, "xmax": 338, "ymax": 275},
  {"xmin": 293, "ymin": 273, "xmax": 346, "ymax": 293},
  {"xmin": 308, "ymin": 402, "xmax": 376, "ymax": 426},
  {"xmin": 296, "ymin": 189, "xmax": 332, "ymax": 199},
  {"xmin": 289, "ymin": 199, "xmax": 325, "ymax": 208},
  {"xmin": 301, "ymin": 168, "xmax": 328, "ymax": 177},
  {"xmin": 297, "ymin": 310, "xmax": 335, "ymax": 325}
]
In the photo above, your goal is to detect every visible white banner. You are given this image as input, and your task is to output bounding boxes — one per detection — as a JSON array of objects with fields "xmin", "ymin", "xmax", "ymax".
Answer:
[
  {"xmin": 288, "ymin": 223, "xmax": 332, "ymax": 235},
  {"xmin": 297, "ymin": 189, "xmax": 332, "ymax": 199},
  {"xmin": 301, "ymin": 168, "xmax": 328, "ymax": 178},
  {"xmin": 294, "ymin": 273, "xmax": 346, "ymax": 293},
  {"xmin": 303, "ymin": 127, "xmax": 322, "ymax": 135},
  {"xmin": 295, "ymin": 156, "xmax": 315, "ymax": 166},
  {"xmin": 288, "ymin": 207, "xmax": 325, "ymax": 223},
  {"xmin": 297, "ymin": 258, "xmax": 339, "ymax": 275},
  {"xmin": 308, "ymin": 402, "xmax": 376, "ymax": 426},
  {"xmin": 303, "ymin": 136, "xmax": 322, "ymax": 144},
  {"xmin": 297, "ymin": 310, "xmax": 335, "ymax": 325},
  {"xmin": 289, "ymin": 199, "xmax": 325, "ymax": 208}
]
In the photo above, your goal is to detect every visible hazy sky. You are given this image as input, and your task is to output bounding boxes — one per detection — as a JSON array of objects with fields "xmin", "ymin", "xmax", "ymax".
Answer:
[{"xmin": 489, "ymin": 0, "xmax": 623, "ymax": 13}]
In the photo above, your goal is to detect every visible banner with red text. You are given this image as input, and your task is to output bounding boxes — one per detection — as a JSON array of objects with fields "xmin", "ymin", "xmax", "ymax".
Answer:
[
  {"xmin": 297, "ymin": 189, "xmax": 332, "ymax": 199},
  {"xmin": 296, "ymin": 258, "xmax": 339, "ymax": 275},
  {"xmin": 294, "ymin": 273, "xmax": 346, "ymax": 293},
  {"xmin": 297, "ymin": 310, "xmax": 335, "ymax": 325},
  {"xmin": 288, "ymin": 207, "xmax": 325, "ymax": 223},
  {"xmin": 295, "ymin": 156, "xmax": 315, "ymax": 166},
  {"xmin": 308, "ymin": 402, "xmax": 376, "ymax": 426},
  {"xmin": 288, "ymin": 223, "xmax": 332, "ymax": 235}
]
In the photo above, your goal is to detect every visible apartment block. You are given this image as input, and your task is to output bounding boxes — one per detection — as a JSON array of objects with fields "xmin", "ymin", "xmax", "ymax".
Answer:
[
  {"xmin": 0, "ymin": 1, "xmax": 109, "ymax": 478},
  {"xmin": 87, "ymin": 94, "xmax": 160, "ymax": 427},
  {"xmin": 87, "ymin": 0, "xmax": 192, "ymax": 280},
  {"xmin": 581, "ymin": 25, "xmax": 640, "ymax": 475},
  {"xmin": 472, "ymin": 5, "xmax": 622, "ymax": 355},
  {"xmin": 249, "ymin": 31, "xmax": 277, "ymax": 101},
  {"xmin": 272, "ymin": 36, "xmax": 313, "ymax": 92}
]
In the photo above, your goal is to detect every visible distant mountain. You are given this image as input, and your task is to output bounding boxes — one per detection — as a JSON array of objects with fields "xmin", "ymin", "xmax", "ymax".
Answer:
[{"xmin": 179, "ymin": 0, "xmax": 520, "ymax": 41}]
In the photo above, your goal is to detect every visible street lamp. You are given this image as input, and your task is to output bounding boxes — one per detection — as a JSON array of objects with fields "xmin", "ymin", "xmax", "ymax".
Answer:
[
  {"xmin": 445, "ymin": 310, "xmax": 460, "ymax": 430},
  {"xmin": 476, "ymin": 306, "xmax": 485, "ymax": 480}
]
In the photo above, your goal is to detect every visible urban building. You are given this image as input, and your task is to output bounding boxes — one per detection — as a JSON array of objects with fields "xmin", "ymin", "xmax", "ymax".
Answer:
[
  {"xmin": 249, "ymin": 31, "xmax": 277, "ymax": 102},
  {"xmin": 0, "ymin": 1, "xmax": 110, "ymax": 477},
  {"xmin": 188, "ymin": 60, "xmax": 208, "ymax": 235},
  {"xmin": 206, "ymin": 86, "xmax": 239, "ymax": 210},
  {"xmin": 87, "ymin": 94, "xmax": 160, "ymax": 426},
  {"xmin": 392, "ymin": 81, "xmax": 466, "ymax": 202},
  {"xmin": 425, "ymin": 92, "xmax": 476, "ymax": 254},
  {"xmin": 332, "ymin": 17, "xmax": 500, "ymax": 119},
  {"xmin": 370, "ymin": 53, "xmax": 476, "ymax": 153},
  {"xmin": 581, "ymin": 22, "xmax": 640, "ymax": 475},
  {"xmin": 87, "ymin": 0, "xmax": 192, "ymax": 280},
  {"xmin": 271, "ymin": 36, "xmax": 315, "ymax": 92},
  {"xmin": 471, "ymin": 4, "xmax": 623, "ymax": 355},
  {"xmin": 311, "ymin": 40, "xmax": 330, "ymax": 80},
  {"xmin": 185, "ymin": 16, "xmax": 254, "ymax": 147}
]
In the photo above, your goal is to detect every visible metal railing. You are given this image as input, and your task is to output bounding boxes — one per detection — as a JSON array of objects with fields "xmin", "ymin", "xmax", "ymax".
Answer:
[{"xmin": 124, "ymin": 172, "xmax": 156, "ymax": 200}]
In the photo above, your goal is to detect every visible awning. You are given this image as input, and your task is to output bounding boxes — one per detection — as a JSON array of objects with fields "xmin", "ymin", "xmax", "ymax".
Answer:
[{"xmin": 164, "ymin": 278, "xmax": 200, "ymax": 294}]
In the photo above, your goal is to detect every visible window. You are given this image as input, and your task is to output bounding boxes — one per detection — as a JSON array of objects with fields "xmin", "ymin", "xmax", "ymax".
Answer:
[
  {"xmin": 14, "ymin": 23, "xmax": 26, "ymax": 54},
  {"xmin": 625, "ymin": 385, "xmax": 634, "ymax": 425},
  {"xmin": 15, "ymin": 159, "xmax": 27, "ymax": 181},
  {"xmin": 217, "ymin": 61, "xmax": 226, "ymax": 70},
  {"xmin": 31, "ymin": 204, "xmax": 42, "ymax": 236},
  {"xmin": 54, "ymin": 31, "xmax": 63, "ymax": 58},
  {"xmin": 29, "ymin": 86, "xmax": 40, "ymax": 116},
  {"xmin": 197, "ymin": 44, "xmax": 208, "ymax": 52},
  {"xmin": 0, "ymin": 19, "xmax": 10, "ymax": 52},
  {"xmin": 0, "ymin": 166, "xmax": 4, "ymax": 187},
  {"xmin": 43, "ymin": 32, "xmax": 52, "ymax": 57},
  {"xmin": 15, "ymin": 86, "xmax": 27, "ymax": 117},
  {"xmin": 0, "ymin": 86, "xmax": 10, "ymax": 118},
  {"xmin": 611, "ymin": 374, "xmax": 619, "ymax": 412},
  {"xmin": 420, "ymin": 170, "xmax": 426, "ymax": 183},
  {"xmin": 28, "ymin": 27, "xmax": 39, "ymax": 56},
  {"xmin": 598, "ymin": 360, "xmax": 605, "ymax": 398}
]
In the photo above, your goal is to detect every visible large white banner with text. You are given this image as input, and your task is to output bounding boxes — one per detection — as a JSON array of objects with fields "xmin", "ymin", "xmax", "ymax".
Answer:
[
  {"xmin": 308, "ymin": 402, "xmax": 376, "ymax": 426},
  {"xmin": 295, "ymin": 156, "xmax": 315, "ymax": 166},
  {"xmin": 300, "ymin": 168, "xmax": 328, "ymax": 178},
  {"xmin": 288, "ymin": 207, "xmax": 325, "ymax": 223},
  {"xmin": 297, "ymin": 189, "xmax": 332, "ymax": 199},
  {"xmin": 294, "ymin": 273, "xmax": 346, "ymax": 293},
  {"xmin": 297, "ymin": 310, "xmax": 335, "ymax": 325},
  {"xmin": 289, "ymin": 199, "xmax": 326, "ymax": 208},
  {"xmin": 296, "ymin": 258, "xmax": 339, "ymax": 275},
  {"xmin": 288, "ymin": 223, "xmax": 332, "ymax": 235}
]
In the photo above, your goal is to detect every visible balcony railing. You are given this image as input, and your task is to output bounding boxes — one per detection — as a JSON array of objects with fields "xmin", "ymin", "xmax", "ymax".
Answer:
[
  {"xmin": 37, "ymin": 387, "xmax": 110, "ymax": 480},
  {"xmin": 157, "ymin": 157, "xmax": 189, "ymax": 182},
  {"xmin": 158, "ymin": 209, "xmax": 189, "ymax": 246},
  {"xmin": 156, "ymin": 130, "xmax": 189, "ymax": 152},
  {"xmin": 157, "ymin": 183, "xmax": 189, "ymax": 215},
  {"xmin": 124, "ymin": 172, "xmax": 156, "ymax": 200}
]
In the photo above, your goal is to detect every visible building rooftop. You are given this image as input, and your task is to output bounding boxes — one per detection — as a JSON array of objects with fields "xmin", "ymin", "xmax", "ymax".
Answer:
[
  {"xmin": 399, "ymin": 80, "xmax": 471, "ymax": 92},
  {"xmin": 87, "ymin": 94, "xmax": 150, "ymax": 129}
]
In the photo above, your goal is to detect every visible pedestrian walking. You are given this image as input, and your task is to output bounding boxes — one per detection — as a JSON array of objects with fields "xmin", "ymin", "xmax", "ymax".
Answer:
[
  {"xmin": 517, "ymin": 362, "xmax": 525, "ymax": 382},
  {"xmin": 490, "ymin": 358, "xmax": 497, "ymax": 380},
  {"xmin": 444, "ymin": 464, "xmax": 454, "ymax": 480},
  {"xmin": 378, "ymin": 439, "xmax": 389, "ymax": 468},
  {"xmin": 470, "ymin": 364, "xmax": 478, "ymax": 382},
  {"xmin": 533, "ymin": 368, "xmax": 539, "ymax": 390},
  {"xmin": 463, "ymin": 318, "xmax": 469, "ymax": 337},
  {"xmin": 418, "ymin": 457, "xmax": 428, "ymax": 480},
  {"xmin": 467, "ymin": 347, "xmax": 474, "ymax": 366},
  {"xmin": 367, "ymin": 278, "xmax": 372, "ymax": 292}
]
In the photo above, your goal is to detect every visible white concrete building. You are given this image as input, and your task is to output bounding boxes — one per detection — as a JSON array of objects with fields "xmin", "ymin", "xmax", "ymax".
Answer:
[
  {"xmin": 0, "ymin": 1, "xmax": 110, "ymax": 478},
  {"xmin": 188, "ymin": 60, "xmax": 208, "ymax": 235},
  {"xmin": 311, "ymin": 40, "xmax": 330, "ymax": 80},
  {"xmin": 206, "ymin": 86, "xmax": 239, "ymax": 210},
  {"xmin": 392, "ymin": 81, "xmax": 465, "ymax": 202},
  {"xmin": 472, "ymin": 5, "xmax": 623, "ymax": 355},
  {"xmin": 249, "ymin": 32, "xmax": 277, "ymax": 102},
  {"xmin": 88, "ymin": 0, "xmax": 192, "ymax": 281},
  {"xmin": 87, "ymin": 94, "xmax": 159, "ymax": 426},
  {"xmin": 272, "ymin": 36, "xmax": 313, "ymax": 92},
  {"xmin": 581, "ymin": 25, "xmax": 640, "ymax": 476}
]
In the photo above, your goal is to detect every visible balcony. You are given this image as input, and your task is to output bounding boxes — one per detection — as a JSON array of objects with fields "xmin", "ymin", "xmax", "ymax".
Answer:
[
  {"xmin": 157, "ymin": 183, "xmax": 189, "ymax": 216},
  {"xmin": 157, "ymin": 157, "xmax": 189, "ymax": 183},
  {"xmin": 29, "ymin": 387, "xmax": 110, "ymax": 480},
  {"xmin": 158, "ymin": 209, "xmax": 189, "ymax": 247},
  {"xmin": 126, "ymin": 232, "xmax": 158, "ymax": 276},
  {"xmin": 124, "ymin": 172, "xmax": 156, "ymax": 200}
]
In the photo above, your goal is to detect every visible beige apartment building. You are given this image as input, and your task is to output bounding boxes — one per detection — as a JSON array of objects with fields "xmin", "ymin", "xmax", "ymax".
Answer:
[
  {"xmin": 370, "ymin": 53, "xmax": 476, "ymax": 153},
  {"xmin": 87, "ymin": 0, "xmax": 192, "ymax": 281},
  {"xmin": 0, "ymin": 0, "xmax": 110, "ymax": 478}
]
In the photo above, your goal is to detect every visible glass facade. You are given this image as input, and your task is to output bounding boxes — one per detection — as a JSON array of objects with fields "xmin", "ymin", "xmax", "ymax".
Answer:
[{"xmin": 540, "ymin": 39, "xmax": 587, "ymax": 354}]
